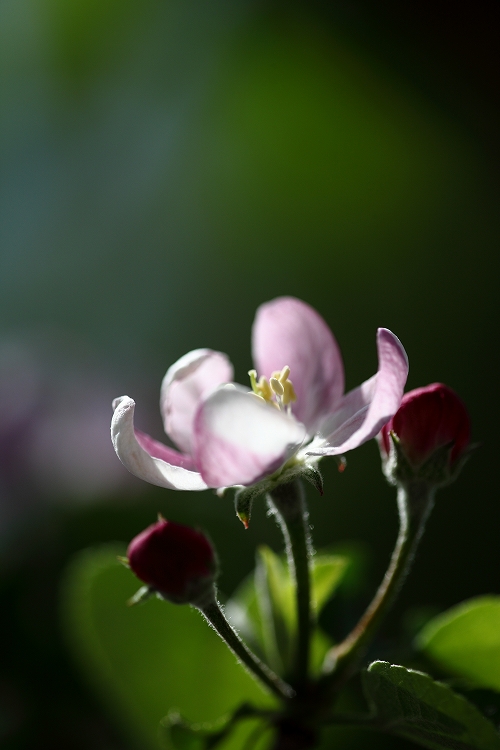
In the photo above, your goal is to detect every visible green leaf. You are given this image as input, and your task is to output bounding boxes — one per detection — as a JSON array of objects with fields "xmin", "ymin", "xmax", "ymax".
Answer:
[
  {"xmin": 255, "ymin": 546, "xmax": 295, "ymax": 674},
  {"xmin": 162, "ymin": 711, "xmax": 229, "ymax": 750},
  {"xmin": 167, "ymin": 719, "xmax": 204, "ymax": 750},
  {"xmin": 310, "ymin": 628, "xmax": 333, "ymax": 677},
  {"xmin": 363, "ymin": 661, "xmax": 500, "ymax": 750},
  {"xmin": 416, "ymin": 597, "xmax": 500, "ymax": 692},
  {"xmin": 161, "ymin": 706, "xmax": 274, "ymax": 750},
  {"xmin": 60, "ymin": 546, "xmax": 275, "ymax": 750},
  {"xmin": 311, "ymin": 556, "xmax": 349, "ymax": 615},
  {"xmin": 227, "ymin": 548, "xmax": 348, "ymax": 678},
  {"xmin": 224, "ymin": 574, "xmax": 265, "ymax": 660}
]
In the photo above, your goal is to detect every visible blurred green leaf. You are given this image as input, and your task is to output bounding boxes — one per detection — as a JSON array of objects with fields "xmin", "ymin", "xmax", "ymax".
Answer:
[
  {"xmin": 161, "ymin": 705, "xmax": 274, "ymax": 750},
  {"xmin": 310, "ymin": 628, "xmax": 333, "ymax": 677},
  {"xmin": 255, "ymin": 546, "xmax": 295, "ymax": 675},
  {"xmin": 363, "ymin": 661, "xmax": 500, "ymax": 750},
  {"xmin": 311, "ymin": 556, "xmax": 349, "ymax": 615},
  {"xmin": 162, "ymin": 711, "xmax": 226, "ymax": 750},
  {"xmin": 224, "ymin": 574, "xmax": 265, "ymax": 659},
  {"xmin": 60, "ymin": 546, "xmax": 275, "ymax": 750},
  {"xmin": 227, "ymin": 547, "xmax": 347, "ymax": 678},
  {"xmin": 416, "ymin": 597, "xmax": 500, "ymax": 692},
  {"xmin": 167, "ymin": 721, "xmax": 204, "ymax": 750}
]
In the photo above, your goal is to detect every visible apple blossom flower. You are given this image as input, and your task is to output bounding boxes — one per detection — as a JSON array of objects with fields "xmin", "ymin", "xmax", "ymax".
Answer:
[
  {"xmin": 111, "ymin": 297, "xmax": 408, "ymax": 493},
  {"xmin": 126, "ymin": 517, "xmax": 217, "ymax": 605}
]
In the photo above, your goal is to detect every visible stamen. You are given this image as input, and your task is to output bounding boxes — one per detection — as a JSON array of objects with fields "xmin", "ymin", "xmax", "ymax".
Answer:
[
  {"xmin": 270, "ymin": 377, "xmax": 284, "ymax": 397},
  {"xmin": 282, "ymin": 379, "xmax": 297, "ymax": 406},
  {"xmin": 279, "ymin": 365, "xmax": 291, "ymax": 383},
  {"xmin": 248, "ymin": 364, "xmax": 297, "ymax": 411},
  {"xmin": 258, "ymin": 376, "xmax": 273, "ymax": 401}
]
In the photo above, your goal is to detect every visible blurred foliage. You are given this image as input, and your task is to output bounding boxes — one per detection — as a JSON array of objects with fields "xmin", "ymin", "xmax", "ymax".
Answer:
[
  {"xmin": 1, "ymin": 0, "xmax": 499, "ymax": 748},
  {"xmin": 417, "ymin": 597, "xmax": 500, "ymax": 693},
  {"xmin": 60, "ymin": 547, "xmax": 274, "ymax": 749}
]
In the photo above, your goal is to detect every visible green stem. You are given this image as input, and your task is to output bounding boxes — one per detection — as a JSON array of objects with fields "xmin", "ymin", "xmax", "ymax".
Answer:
[
  {"xmin": 201, "ymin": 599, "xmax": 295, "ymax": 701},
  {"xmin": 268, "ymin": 480, "xmax": 312, "ymax": 691},
  {"xmin": 324, "ymin": 480, "xmax": 435, "ymax": 678}
]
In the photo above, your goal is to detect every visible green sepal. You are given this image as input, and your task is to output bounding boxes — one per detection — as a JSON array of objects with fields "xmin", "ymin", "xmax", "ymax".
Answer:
[
  {"xmin": 300, "ymin": 465, "xmax": 324, "ymax": 495},
  {"xmin": 234, "ymin": 484, "xmax": 268, "ymax": 528},
  {"xmin": 388, "ymin": 433, "xmax": 478, "ymax": 487},
  {"xmin": 233, "ymin": 462, "xmax": 324, "ymax": 527},
  {"xmin": 447, "ymin": 442, "xmax": 479, "ymax": 483},
  {"xmin": 418, "ymin": 440, "xmax": 455, "ymax": 482},
  {"xmin": 127, "ymin": 585, "xmax": 154, "ymax": 607},
  {"xmin": 361, "ymin": 661, "xmax": 500, "ymax": 750}
]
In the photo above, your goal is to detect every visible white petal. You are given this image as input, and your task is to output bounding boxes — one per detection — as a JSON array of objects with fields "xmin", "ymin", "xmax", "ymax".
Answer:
[
  {"xmin": 160, "ymin": 349, "xmax": 233, "ymax": 456},
  {"xmin": 193, "ymin": 386, "xmax": 306, "ymax": 488},
  {"xmin": 111, "ymin": 396, "xmax": 208, "ymax": 491}
]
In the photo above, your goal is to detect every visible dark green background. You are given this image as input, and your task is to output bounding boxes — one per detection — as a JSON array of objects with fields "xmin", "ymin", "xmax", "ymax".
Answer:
[{"xmin": 1, "ymin": 1, "xmax": 498, "ymax": 747}]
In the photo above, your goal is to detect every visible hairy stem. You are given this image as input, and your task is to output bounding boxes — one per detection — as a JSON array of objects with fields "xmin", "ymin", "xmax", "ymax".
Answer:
[
  {"xmin": 201, "ymin": 599, "xmax": 295, "ymax": 700},
  {"xmin": 268, "ymin": 480, "xmax": 312, "ymax": 691},
  {"xmin": 324, "ymin": 480, "xmax": 435, "ymax": 678}
]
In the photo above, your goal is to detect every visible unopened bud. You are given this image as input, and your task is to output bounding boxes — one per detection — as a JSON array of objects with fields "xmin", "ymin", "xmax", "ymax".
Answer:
[
  {"xmin": 379, "ymin": 383, "xmax": 471, "ymax": 486},
  {"xmin": 127, "ymin": 518, "xmax": 217, "ymax": 606}
]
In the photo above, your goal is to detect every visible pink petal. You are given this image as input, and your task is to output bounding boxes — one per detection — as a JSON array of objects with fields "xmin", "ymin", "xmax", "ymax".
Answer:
[
  {"xmin": 311, "ymin": 328, "xmax": 409, "ymax": 456},
  {"xmin": 160, "ymin": 349, "xmax": 233, "ymax": 456},
  {"xmin": 134, "ymin": 430, "xmax": 198, "ymax": 471},
  {"xmin": 193, "ymin": 386, "xmax": 306, "ymax": 488},
  {"xmin": 111, "ymin": 396, "xmax": 208, "ymax": 491},
  {"xmin": 252, "ymin": 297, "xmax": 344, "ymax": 435}
]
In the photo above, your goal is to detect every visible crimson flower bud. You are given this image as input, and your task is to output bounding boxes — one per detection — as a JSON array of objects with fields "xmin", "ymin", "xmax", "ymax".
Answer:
[
  {"xmin": 380, "ymin": 383, "xmax": 471, "ymax": 485},
  {"xmin": 127, "ymin": 518, "xmax": 217, "ymax": 606}
]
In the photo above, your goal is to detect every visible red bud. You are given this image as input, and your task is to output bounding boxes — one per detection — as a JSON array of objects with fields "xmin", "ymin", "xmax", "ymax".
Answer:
[
  {"xmin": 380, "ymin": 383, "xmax": 470, "ymax": 469},
  {"xmin": 127, "ymin": 518, "xmax": 216, "ymax": 604}
]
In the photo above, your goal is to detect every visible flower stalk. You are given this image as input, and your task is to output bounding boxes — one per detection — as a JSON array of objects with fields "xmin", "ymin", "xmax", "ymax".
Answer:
[
  {"xmin": 323, "ymin": 480, "xmax": 435, "ymax": 680},
  {"xmin": 268, "ymin": 480, "xmax": 312, "ymax": 691},
  {"xmin": 200, "ymin": 600, "xmax": 295, "ymax": 701}
]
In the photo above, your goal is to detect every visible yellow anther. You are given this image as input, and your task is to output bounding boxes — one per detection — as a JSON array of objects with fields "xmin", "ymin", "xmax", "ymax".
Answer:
[
  {"xmin": 248, "ymin": 365, "xmax": 296, "ymax": 409},
  {"xmin": 283, "ymin": 379, "xmax": 297, "ymax": 406},
  {"xmin": 279, "ymin": 365, "xmax": 291, "ymax": 383},
  {"xmin": 270, "ymin": 377, "xmax": 284, "ymax": 397},
  {"xmin": 258, "ymin": 376, "xmax": 273, "ymax": 401}
]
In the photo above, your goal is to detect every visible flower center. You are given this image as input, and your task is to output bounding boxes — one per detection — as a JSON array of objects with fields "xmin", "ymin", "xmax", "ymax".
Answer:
[{"xmin": 248, "ymin": 365, "xmax": 297, "ymax": 413}]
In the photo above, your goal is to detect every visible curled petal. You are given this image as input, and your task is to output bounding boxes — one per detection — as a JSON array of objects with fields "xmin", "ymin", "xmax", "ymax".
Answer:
[
  {"xmin": 160, "ymin": 349, "xmax": 233, "ymax": 456},
  {"xmin": 312, "ymin": 328, "xmax": 409, "ymax": 456},
  {"xmin": 252, "ymin": 297, "xmax": 344, "ymax": 434},
  {"xmin": 111, "ymin": 396, "xmax": 208, "ymax": 491},
  {"xmin": 134, "ymin": 430, "xmax": 198, "ymax": 471},
  {"xmin": 193, "ymin": 386, "xmax": 306, "ymax": 488}
]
